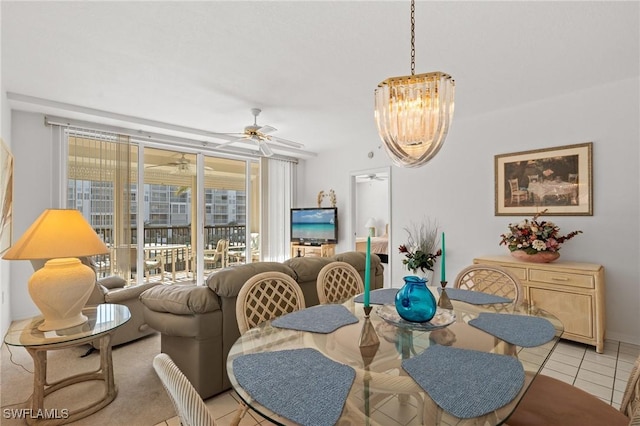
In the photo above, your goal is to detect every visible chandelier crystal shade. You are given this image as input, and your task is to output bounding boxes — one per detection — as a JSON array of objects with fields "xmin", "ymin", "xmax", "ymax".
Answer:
[{"xmin": 375, "ymin": 1, "xmax": 455, "ymax": 168}]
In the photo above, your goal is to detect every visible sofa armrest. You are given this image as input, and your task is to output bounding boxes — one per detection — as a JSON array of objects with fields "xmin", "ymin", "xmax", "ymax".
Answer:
[
  {"xmin": 105, "ymin": 281, "xmax": 159, "ymax": 304},
  {"xmin": 140, "ymin": 284, "xmax": 220, "ymax": 315},
  {"xmin": 97, "ymin": 275, "xmax": 127, "ymax": 290}
]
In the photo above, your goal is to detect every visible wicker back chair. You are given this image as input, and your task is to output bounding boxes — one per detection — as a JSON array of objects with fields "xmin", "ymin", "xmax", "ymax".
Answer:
[
  {"xmin": 454, "ymin": 264, "xmax": 523, "ymax": 305},
  {"xmin": 317, "ymin": 261, "xmax": 364, "ymax": 304},
  {"xmin": 506, "ymin": 353, "xmax": 640, "ymax": 425},
  {"xmin": 236, "ymin": 271, "xmax": 306, "ymax": 334},
  {"xmin": 153, "ymin": 353, "xmax": 216, "ymax": 426}
]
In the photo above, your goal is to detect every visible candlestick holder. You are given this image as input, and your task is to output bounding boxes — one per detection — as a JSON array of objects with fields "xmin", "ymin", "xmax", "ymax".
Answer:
[
  {"xmin": 359, "ymin": 306, "xmax": 380, "ymax": 367},
  {"xmin": 438, "ymin": 281, "xmax": 454, "ymax": 310}
]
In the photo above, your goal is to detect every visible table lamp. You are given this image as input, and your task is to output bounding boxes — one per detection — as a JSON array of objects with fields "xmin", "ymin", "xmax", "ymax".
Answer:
[
  {"xmin": 365, "ymin": 217, "xmax": 376, "ymax": 237},
  {"xmin": 2, "ymin": 209, "xmax": 109, "ymax": 331}
]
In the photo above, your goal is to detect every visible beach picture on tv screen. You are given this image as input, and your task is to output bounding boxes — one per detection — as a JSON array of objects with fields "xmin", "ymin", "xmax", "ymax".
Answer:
[{"xmin": 291, "ymin": 208, "xmax": 336, "ymax": 242}]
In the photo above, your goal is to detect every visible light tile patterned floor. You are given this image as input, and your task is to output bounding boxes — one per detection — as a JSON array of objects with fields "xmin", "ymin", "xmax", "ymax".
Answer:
[{"xmin": 153, "ymin": 339, "xmax": 639, "ymax": 426}]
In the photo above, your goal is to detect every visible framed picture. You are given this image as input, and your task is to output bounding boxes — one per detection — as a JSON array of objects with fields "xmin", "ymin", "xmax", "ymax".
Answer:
[
  {"xmin": 495, "ymin": 142, "xmax": 592, "ymax": 216},
  {"xmin": 0, "ymin": 138, "xmax": 13, "ymax": 253}
]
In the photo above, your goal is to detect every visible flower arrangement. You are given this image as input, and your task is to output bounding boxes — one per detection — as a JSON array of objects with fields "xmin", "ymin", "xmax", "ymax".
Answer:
[
  {"xmin": 398, "ymin": 219, "xmax": 442, "ymax": 274},
  {"xmin": 499, "ymin": 209, "xmax": 582, "ymax": 254}
]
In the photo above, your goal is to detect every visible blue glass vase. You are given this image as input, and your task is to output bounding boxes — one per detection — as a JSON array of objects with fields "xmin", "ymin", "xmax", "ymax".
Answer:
[{"xmin": 395, "ymin": 275, "xmax": 437, "ymax": 322}]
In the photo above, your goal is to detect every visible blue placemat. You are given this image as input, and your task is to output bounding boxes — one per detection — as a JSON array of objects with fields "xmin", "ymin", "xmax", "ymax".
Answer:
[
  {"xmin": 233, "ymin": 348, "xmax": 355, "ymax": 426},
  {"xmin": 402, "ymin": 345, "xmax": 524, "ymax": 419},
  {"xmin": 272, "ymin": 304, "xmax": 358, "ymax": 333},
  {"xmin": 438, "ymin": 288, "xmax": 512, "ymax": 304},
  {"xmin": 354, "ymin": 288, "xmax": 398, "ymax": 305},
  {"xmin": 469, "ymin": 312, "xmax": 557, "ymax": 347}
]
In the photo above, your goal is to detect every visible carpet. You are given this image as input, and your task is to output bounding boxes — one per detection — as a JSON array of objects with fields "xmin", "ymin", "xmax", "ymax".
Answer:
[{"xmin": 1, "ymin": 333, "xmax": 175, "ymax": 426}]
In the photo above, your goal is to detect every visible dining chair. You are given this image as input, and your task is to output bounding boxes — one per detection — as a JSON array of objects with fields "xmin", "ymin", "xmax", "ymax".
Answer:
[
  {"xmin": 505, "ymin": 352, "xmax": 640, "ymax": 426},
  {"xmin": 153, "ymin": 353, "xmax": 218, "ymax": 426},
  {"xmin": 233, "ymin": 271, "xmax": 306, "ymax": 424},
  {"xmin": 203, "ymin": 239, "xmax": 229, "ymax": 270},
  {"xmin": 142, "ymin": 248, "xmax": 165, "ymax": 282},
  {"xmin": 508, "ymin": 178, "xmax": 528, "ymax": 205},
  {"xmin": 117, "ymin": 247, "xmax": 164, "ymax": 282},
  {"xmin": 236, "ymin": 271, "xmax": 306, "ymax": 334},
  {"xmin": 317, "ymin": 261, "xmax": 364, "ymax": 304},
  {"xmin": 454, "ymin": 264, "xmax": 524, "ymax": 306}
]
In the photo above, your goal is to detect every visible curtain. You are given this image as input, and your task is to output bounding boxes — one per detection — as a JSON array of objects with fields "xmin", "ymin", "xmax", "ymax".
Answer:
[
  {"xmin": 261, "ymin": 157, "xmax": 296, "ymax": 262},
  {"xmin": 66, "ymin": 128, "xmax": 132, "ymax": 279}
]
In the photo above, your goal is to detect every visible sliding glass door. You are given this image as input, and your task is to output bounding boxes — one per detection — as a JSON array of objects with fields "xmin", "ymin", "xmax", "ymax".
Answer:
[{"xmin": 66, "ymin": 128, "xmax": 261, "ymax": 285}]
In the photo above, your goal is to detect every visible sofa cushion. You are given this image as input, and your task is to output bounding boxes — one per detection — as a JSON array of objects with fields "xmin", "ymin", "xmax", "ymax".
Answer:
[
  {"xmin": 140, "ymin": 284, "xmax": 219, "ymax": 315},
  {"xmin": 207, "ymin": 262, "xmax": 296, "ymax": 298},
  {"xmin": 283, "ymin": 256, "xmax": 333, "ymax": 283},
  {"xmin": 333, "ymin": 251, "xmax": 383, "ymax": 275}
]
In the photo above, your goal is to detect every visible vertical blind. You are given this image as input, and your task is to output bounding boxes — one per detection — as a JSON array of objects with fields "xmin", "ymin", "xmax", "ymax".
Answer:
[{"xmin": 261, "ymin": 157, "xmax": 296, "ymax": 262}]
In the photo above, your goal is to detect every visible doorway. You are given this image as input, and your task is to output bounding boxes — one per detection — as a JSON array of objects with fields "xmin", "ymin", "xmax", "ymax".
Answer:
[{"xmin": 349, "ymin": 167, "xmax": 391, "ymax": 287}]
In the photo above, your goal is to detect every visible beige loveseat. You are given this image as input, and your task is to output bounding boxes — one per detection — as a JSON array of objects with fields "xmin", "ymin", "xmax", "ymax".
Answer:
[{"xmin": 140, "ymin": 251, "xmax": 384, "ymax": 399}]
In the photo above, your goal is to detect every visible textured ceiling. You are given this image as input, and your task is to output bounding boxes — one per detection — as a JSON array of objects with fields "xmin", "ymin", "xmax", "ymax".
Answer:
[{"xmin": 2, "ymin": 1, "xmax": 638, "ymax": 157}]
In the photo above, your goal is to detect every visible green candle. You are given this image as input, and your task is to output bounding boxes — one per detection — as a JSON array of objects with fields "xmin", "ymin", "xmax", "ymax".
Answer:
[
  {"xmin": 441, "ymin": 232, "xmax": 446, "ymax": 282},
  {"xmin": 364, "ymin": 236, "xmax": 371, "ymax": 307}
]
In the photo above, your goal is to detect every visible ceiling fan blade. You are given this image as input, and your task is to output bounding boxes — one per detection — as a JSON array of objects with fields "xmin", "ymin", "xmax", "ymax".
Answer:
[
  {"xmin": 258, "ymin": 140, "xmax": 274, "ymax": 157},
  {"xmin": 266, "ymin": 135, "xmax": 304, "ymax": 149},
  {"xmin": 146, "ymin": 161, "xmax": 180, "ymax": 169},
  {"xmin": 257, "ymin": 125, "xmax": 277, "ymax": 135},
  {"xmin": 209, "ymin": 136, "xmax": 249, "ymax": 150}
]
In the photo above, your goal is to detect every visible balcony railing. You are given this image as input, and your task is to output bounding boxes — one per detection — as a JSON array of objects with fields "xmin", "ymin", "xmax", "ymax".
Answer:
[{"xmin": 93, "ymin": 224, "xmax": 247, "ymax": 278}]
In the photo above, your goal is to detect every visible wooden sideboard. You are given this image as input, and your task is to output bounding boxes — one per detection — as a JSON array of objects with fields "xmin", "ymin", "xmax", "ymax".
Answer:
[
  {"xmin": 473, "ymin": 255, "xmax": 606, "ymax": 353},
  {"xmin": 290, "ymin": 243, "xmax": 336, "ymax": 258}
]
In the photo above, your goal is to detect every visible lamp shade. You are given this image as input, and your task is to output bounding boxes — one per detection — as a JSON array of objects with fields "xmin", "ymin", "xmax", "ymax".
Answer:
[
  {"xmin": 3, "ymin": 209, "xmax": 108, "ymax": 260},
  {"xmin": 3, "ymin": 209, "xmax": 109, "ymax": 331},
  {"xmin": 365, "ymin": 217, "xmax": 377, "ymax": 237}
]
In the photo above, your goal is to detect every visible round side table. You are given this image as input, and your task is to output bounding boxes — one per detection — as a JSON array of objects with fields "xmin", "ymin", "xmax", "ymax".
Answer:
[{"xmin": 4, "ymin": 304, "xmax": 131, "ymax": 425}]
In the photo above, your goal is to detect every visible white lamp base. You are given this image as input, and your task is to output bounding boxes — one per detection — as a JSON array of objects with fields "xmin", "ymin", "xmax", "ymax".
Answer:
[{"xmin": 29, "ymin": 258, "xmax": 95, "ymax": 331}]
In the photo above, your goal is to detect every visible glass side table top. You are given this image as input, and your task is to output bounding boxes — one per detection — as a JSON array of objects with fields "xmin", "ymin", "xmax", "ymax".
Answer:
[{"xmin": 4, "ymin": 304, "xmax": 131, "ymax": 347}]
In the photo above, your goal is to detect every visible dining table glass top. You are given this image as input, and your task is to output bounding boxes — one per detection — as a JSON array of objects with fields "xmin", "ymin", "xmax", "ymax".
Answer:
[{"xmin": 227, "ymin": 288, "xmax": 564, "ymax": 426}]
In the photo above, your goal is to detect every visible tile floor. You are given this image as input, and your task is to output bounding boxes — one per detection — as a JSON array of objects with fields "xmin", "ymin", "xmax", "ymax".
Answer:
[{"xmin": 153, "ymin": 338, "xmax": 639, "ymax": 426}]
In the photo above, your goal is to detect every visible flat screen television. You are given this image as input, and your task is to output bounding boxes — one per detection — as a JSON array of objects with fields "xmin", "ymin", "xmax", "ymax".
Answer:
[{"xmin": 290, "ymin": 207, "xmax": 338, "ymax": 245}]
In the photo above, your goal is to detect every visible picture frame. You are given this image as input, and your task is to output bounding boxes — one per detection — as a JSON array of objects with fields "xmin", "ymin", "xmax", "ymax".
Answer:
[
  {"xmin": 495, "ymin": 142, "xmax": 592, "ymax": 216},
  {"xmin": 0, "ymin": 138, "xmax": 14, "ymax": 253}
]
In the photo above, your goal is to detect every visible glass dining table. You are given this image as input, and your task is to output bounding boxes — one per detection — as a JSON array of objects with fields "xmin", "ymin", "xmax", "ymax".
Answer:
[{"xmin": 226, "ymin": 288, "xmax": 564, "ymax": 426}]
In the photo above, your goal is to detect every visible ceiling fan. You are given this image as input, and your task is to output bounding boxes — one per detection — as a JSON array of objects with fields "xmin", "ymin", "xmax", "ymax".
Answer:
[
  {"xmin": 211, "ymin": 108, "xmax": 304, "ymax": 157},
  {"xmin": 358, "ymin": 173, "xmax": 387, "ymax": 182},
  {"xmin": 146, "ymin": 153, "xmax": 213, "ymax": 175}
]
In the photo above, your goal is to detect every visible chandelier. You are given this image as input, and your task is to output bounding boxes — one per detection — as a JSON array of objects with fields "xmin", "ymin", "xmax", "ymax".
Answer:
[{"xmin": 374, "ymin": 0, "xmax": 455, "ymax": 168}]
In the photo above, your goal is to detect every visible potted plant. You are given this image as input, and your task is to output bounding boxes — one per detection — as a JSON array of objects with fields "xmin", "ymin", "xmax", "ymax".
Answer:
[
  {"xmin": 499, "ymin": 209, "xmax": 582, "ymax": 263},
  {"xmin": 398, "ymin": 220, "xmax": 442, "ymax": 277},
  {"xmin": 395, "ymin": 219, "xmax": 442, "ymax": 322}
]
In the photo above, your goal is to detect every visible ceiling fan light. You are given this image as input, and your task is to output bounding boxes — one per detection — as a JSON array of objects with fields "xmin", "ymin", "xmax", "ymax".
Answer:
[{"xmin": 375, "ymin": 72, "xmax": 455, "ymax": 168}]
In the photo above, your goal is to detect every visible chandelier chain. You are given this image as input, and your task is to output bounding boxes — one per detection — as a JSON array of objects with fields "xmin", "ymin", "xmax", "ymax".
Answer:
[{"xmin": 410, "ymin": 0, "xmax": 415, "ymax": 76}]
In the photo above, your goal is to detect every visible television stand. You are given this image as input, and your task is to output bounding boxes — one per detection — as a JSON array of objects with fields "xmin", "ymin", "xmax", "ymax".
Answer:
[{"xmin": 290, "ymin": 243, "xmax": 336, "ymax": 258}]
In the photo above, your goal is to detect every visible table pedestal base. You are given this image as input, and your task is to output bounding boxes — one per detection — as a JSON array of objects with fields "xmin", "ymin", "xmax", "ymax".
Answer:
[{"xmin": 25, "ymin": 333, "xmax": 117, "ymax": 425}]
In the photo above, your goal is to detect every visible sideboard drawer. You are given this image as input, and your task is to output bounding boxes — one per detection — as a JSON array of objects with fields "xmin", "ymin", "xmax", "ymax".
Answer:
[
  {"xmin": 502, "ymin": 266, "xmax": 527, "ymax": 281},
  {"xmin": 529, "ymin": 269, "xmax": 594, "ymax": 289}
]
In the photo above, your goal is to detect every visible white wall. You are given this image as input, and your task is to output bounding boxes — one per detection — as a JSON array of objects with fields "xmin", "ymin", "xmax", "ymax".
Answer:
[
  {"xmin": 1, "ymin": 1, "xmax": 13, "ymax": 336},
  {"xmin": 300, "ymin": 77, "xmax": 640, "ymax": 345},
  {"xmin": 356, "ymin": 179, "xmax": 389, "ymax": 237},
  {"xmin": 7, "ymin": 112, "xmax": 55, "ymax": 320}
]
